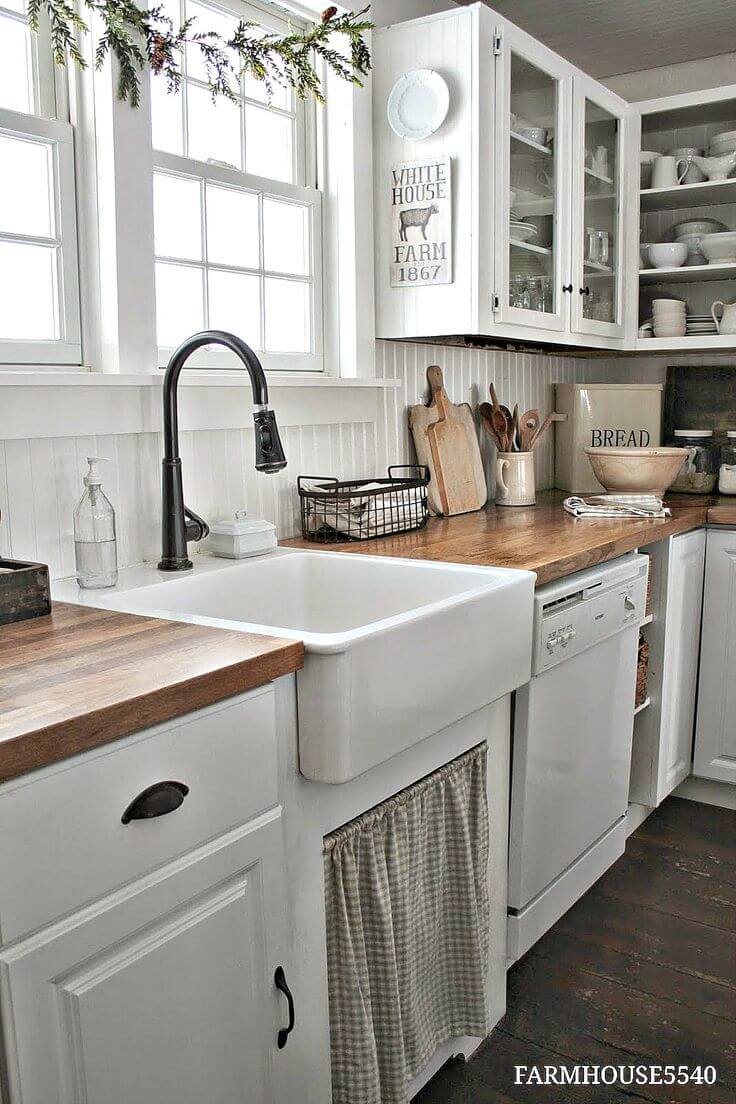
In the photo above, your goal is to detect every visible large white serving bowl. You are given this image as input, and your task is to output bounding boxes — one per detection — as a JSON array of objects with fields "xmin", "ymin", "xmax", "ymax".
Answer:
[
  {"xmin": 671, "ymin": 217, "xmax": 728, "ymax": 239},
  {"xmin": 55, "ymin": 549, "xmax": 535, "ymax": 784},
  {"xmin": 584, "ymin": 447, "xmax": 689, "ymax": 496},
  {"xmin": 700, "ymin": 232, "xmax": 736, "ymax": 264},
  {"xmin": 648, "ymin": 241, "xmax": 687, "ymax": 268}
]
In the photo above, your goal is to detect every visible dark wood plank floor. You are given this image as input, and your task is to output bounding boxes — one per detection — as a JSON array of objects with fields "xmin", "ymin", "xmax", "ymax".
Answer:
[{"xmin": 415, "ymin": 797, "xmax": 736, "ymax": 1104}]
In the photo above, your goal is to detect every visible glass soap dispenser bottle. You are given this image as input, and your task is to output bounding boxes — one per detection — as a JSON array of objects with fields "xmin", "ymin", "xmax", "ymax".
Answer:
[{"xmin": 74, "ymin": 456, "xmax": 118, "ymax": 588}]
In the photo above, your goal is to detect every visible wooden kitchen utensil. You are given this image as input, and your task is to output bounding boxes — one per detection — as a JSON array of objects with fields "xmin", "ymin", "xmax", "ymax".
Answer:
[
  {"xmin": 409, "ymin": 366, "xmax": 487, "ymax": 515},
  {"xmin": 519, "ymin": 409, "xmax": 541, "ymax": 451}
]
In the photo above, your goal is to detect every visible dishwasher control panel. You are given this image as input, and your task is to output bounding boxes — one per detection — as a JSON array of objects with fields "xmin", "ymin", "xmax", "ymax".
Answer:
[{"xmin": 533, "ymin": 554, "xmax": 648, "ymax": 674}]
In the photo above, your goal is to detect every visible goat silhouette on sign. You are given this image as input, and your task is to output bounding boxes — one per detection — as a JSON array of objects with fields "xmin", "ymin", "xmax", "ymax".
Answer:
[{"xmin": 398, "ymin": 203, "xmax": 439, "ymax": 242}]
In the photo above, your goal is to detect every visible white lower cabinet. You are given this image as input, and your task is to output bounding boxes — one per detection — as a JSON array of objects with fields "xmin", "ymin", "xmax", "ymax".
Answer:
[
  {"xmin": 694, "ymin": 529, "xmax": 736, "ymax": 784},
  {"xmin": 0, "ymin": 689, "xmax": 300, "ymax": 1104},
  {"xmin": 629, "ymin": 529, "xmax": 706, "ymax": 807}
]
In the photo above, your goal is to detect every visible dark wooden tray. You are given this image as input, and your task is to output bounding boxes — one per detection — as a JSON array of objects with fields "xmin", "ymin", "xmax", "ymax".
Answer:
[{"xmin": 0, "ymin": 558, "xmax": 51, "ymax": 626}]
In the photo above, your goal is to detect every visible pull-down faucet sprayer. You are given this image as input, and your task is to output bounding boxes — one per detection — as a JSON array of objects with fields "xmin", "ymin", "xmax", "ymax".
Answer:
[{"xmin": 158, "ymin": 330, "xmax": 287, "ymax": 571}]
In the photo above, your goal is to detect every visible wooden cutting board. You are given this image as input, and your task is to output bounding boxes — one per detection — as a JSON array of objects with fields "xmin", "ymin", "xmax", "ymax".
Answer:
[{"xmin": 409, "ymin": 365, "xmax": 487, "ymax": 515}]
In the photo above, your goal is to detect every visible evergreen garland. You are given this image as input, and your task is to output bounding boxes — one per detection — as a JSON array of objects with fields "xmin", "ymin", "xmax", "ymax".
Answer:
[{"xmin": 27, "ymin": 0, "xmax": 372, "ymax": 107}]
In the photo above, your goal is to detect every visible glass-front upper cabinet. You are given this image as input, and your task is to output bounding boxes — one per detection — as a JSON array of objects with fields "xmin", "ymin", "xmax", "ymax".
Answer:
[
  {"xmin": 494, "ymin": 24, "xmax": 572, "ymax": 333},
  {"xmin": 571, "ymin": 77, "xmax": 629, "ymax": 338}
]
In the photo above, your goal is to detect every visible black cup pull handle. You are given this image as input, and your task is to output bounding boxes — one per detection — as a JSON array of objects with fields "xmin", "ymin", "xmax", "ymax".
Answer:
[
  {"xmin": 274, "ymin": 966, "xmax": 295, "ymax": 1048},
  {"xmin": 121, "ymin": 781, "xmax": 189, "ymax": 824}
]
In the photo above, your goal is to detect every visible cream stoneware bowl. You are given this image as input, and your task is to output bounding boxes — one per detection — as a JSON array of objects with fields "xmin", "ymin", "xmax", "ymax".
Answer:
[
  {"xmin": 700, "ymin": 231, "xmax": 736, "ymax": 264},
  {"xmin": 584, "ymin": 447, "xmax": 689, "ymax": 496}
]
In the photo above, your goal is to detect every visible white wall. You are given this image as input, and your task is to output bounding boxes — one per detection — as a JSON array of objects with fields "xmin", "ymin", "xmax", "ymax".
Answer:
[
  {"xmin": 603, "ymin": 53, "xmax": 736, "ymax": 103},
  {"xmin": 0, "ymin": 342, "xmax": 589, "ymax": 577}
]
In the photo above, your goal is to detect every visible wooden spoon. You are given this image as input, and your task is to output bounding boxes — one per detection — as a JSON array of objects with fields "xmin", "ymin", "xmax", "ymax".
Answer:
[
  {"xmin": 480, "ymin": 402, "xmax": 509, "ymax": 451},
  {"xmin": 519, "ymin": 409, "xmax": 540, "ymax": 451},
  {"xmin": 528, "ymin": 412, "xmax": 555, "ymax": 450}
]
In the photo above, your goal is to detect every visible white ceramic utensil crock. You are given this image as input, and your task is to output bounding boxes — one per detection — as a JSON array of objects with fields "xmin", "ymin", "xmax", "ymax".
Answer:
[{"xmin": 495, "ymin": 451, "xmax": 535, "ymax": 507}]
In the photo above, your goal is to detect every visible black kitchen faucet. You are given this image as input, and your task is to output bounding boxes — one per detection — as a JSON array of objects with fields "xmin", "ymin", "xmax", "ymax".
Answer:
[{"xmin": 158, "ymin": 330, "xmax": 286, "ymax": 571}]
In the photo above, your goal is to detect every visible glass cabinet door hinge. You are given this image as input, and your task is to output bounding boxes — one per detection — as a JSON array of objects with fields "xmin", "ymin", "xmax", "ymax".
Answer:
[
  {"xmin": 493, "ymin": 31, "xmax": 503, "ymax": 55},
  {"xmin": 492, "ymin": 294, "xmax": 500, "ymax": 313}
]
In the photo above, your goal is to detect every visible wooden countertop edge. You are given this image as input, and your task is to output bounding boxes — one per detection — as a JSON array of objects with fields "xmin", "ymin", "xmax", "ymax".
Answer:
[
  {"xmin": 532, "ymin": 508, "xmax": 708, "ymax": 586},
  {"xmin": 708, "ymin": 504, "xmax": 736, "ymax": 525},
  {"xmin": 0, "ymin": 630, "xmax": 304, "ymax": 785}
]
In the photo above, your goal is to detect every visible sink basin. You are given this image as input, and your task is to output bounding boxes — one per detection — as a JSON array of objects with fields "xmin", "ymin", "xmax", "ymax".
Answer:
[{"xmin": 55, "ymin": 550, "xmax": 534, "ymax": 783}]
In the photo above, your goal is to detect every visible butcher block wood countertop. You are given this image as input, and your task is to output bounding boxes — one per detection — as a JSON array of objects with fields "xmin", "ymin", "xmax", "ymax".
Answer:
[
  {"xmin": 285, "ymin": 489, "xmax": 732, "ymax": 586},
  {"xmin": 0, "ymin": 602, "xmax": 303, "ymax": 783}
]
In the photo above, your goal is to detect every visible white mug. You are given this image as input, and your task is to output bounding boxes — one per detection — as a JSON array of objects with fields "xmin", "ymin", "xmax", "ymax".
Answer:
[
  {"xmin": 711, "ymin": 299, "xmax": 736, "ymax": 335},
  {"xmin": 495, "ymin": 451, "xmax": 535, "ymax": 507},
  {"xmin": 651, "ymin": 155, "xmax": 688, "ymax": 189},
  {"xmin": 591, "ymin": 145, "xmax": 609, "ymax": 176}
]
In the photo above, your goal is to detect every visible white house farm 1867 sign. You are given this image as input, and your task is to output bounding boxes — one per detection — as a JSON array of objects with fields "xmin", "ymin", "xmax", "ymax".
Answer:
[{"xmin": 390, "ymin": 156, "xmax": 452, "ymax": 288}]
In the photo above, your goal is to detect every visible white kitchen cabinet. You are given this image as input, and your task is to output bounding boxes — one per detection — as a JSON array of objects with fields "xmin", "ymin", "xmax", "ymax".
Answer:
[
  {"xmin": 570, "ymin": 76, "xmax": 629, "ymax": 340},
  {"xmin": 694, "ymin": 528, "xmax": 736, "ymax": 783},
  {"xmin": 0, "ymin": 688, "xmax": 302, "ymax": 1104},
  {"xmin": 0, "ymin": 813, "xmax": 292, "ymax": 1104},
  {"xmin": 373, "ymin": 3, "xmax": 634, "ymax": 350},
  {"xmin": 493, "ymin": 22, "xmax": 572, "ymax": 335},
  {"xmin": 629, "ymin": 529, "xmax": 706, "ymax": 807}
]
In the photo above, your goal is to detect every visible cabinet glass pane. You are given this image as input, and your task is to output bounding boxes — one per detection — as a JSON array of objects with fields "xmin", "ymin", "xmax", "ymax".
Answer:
[
  {"xmin": 508, "ymin": 53, "xmax": 557, "ymax": 315},
  {"xmin": 582, "ymin": 99, "xmax": 618, "ymax": 324}
]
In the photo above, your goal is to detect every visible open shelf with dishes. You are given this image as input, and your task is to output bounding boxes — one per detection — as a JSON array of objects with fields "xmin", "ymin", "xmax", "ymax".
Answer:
[{"xmin": 637, "ymin": 91, "xmax": 736, "ymax": 348}]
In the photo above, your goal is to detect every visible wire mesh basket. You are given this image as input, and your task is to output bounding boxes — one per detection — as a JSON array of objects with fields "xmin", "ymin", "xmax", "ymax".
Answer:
[{"xmin": 298, "ymin": 466, "xmax": 430, "ymax": 543}]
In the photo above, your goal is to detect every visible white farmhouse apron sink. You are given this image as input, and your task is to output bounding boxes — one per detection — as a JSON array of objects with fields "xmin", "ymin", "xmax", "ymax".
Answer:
[{"xmin": 55, "ymin": 550, "xmax": 534, "ymax": 783}]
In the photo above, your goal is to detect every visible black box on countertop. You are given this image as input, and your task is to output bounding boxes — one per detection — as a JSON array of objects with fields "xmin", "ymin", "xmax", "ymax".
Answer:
[{"xmin": 0, "ymin": 558, "xmax": 51, "ymax": 626}]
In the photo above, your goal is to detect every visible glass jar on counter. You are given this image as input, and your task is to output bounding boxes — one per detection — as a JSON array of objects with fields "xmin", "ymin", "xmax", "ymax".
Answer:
[
  {"xmin": 667, "ymin": 429, "xmax": 718, "ymax": 494},
  {"xmin": 719, "ymin": 431, "xmax": 736, "ymax": 495}
]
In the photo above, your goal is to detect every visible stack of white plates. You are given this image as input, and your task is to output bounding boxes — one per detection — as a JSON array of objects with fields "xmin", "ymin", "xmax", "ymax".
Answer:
[
  {"xmin": 510, "ymin": 216, "xmax": 537, "ymax": 243},
  {"xmin": 686, "ymin": 314, "xmax": 718, "ymax": 335}
]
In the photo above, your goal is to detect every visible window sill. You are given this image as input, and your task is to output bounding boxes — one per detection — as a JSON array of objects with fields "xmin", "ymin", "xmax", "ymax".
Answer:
[
  {"xmin": 0, "ymin": 370, "xmax": 399, "ymax": 389},
  {"xmin": 0, "ymin": 371, "xmax": 397, "ymax": 440}
]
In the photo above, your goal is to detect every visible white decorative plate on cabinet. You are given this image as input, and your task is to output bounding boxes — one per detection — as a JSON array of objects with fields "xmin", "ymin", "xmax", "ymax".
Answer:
[{"xmin": 387, "ymin": 69, "xmax": 450, "ymax": 140}]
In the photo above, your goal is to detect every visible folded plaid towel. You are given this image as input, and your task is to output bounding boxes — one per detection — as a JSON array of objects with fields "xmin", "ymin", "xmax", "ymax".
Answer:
[{"xmin": 563, "ymin": 494, "xmax": 670, "ymax": 519}]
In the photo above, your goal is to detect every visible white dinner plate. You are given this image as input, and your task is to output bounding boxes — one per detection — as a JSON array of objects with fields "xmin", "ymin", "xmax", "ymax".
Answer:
[{"xmin": 387, "ymin": 69, "xmax": 450, "ymax": 141}]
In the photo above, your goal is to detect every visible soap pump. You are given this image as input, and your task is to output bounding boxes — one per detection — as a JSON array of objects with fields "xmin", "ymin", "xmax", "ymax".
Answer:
[{"xmin": 73, "ymin": 457, "xmax": 118, "ymax": 589}]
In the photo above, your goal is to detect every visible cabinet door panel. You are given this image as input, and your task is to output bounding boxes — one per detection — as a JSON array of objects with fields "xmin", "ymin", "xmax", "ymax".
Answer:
[
  {"xmin": 0, "ymin": 816, "xmax": 287, "ymax": 1104},
  {"xmin": 658, "ymin": 529, "xmax": 706, "ymax": 801},
  {"xmin": 495, "ymin": 24, "xmax": 572, "ymax": 333},
  {"xmin": 694, "ymin": 529, "xmax": 736, "ymax": 783},
  {"xmin": 570, "ymin": 75, "xmax": 630, "ymax": 340}
]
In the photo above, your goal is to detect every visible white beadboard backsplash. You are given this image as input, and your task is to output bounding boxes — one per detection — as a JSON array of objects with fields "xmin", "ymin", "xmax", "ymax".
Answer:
[{"xmin": 0, "ymin": 341, "xmax": 630, "ymax": 579}]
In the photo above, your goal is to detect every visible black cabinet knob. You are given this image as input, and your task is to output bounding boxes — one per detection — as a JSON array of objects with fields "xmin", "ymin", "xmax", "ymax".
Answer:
[
  {"xmin": 562, "ymin": 283, "xmax": 573, "ymax": 293},
  {"xmin": 580, "ymin": 285, "xmax": 591, "ymax": 296}
]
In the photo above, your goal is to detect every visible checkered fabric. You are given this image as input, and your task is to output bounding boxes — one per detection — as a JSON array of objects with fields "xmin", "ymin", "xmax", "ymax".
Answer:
[{"xmin": 323, "ymin": 743, "xmax": 490, "ymax": 1104}]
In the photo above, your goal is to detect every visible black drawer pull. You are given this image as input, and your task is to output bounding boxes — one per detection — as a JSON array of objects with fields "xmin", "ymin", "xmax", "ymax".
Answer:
[
  {"xmin": 274, "ymin": 965, "xmax": 295, "ymax": 1048},
  {"xmin": 121, "ymin": 781, "xmax": 189, "ymax": 824},
  {"xmin": 579, "ymin": 285, "xmax": 591, "ymax": 296}
]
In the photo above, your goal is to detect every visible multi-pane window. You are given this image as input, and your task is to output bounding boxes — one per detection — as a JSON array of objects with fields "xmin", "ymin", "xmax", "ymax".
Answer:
[
  {"xmin": 150, "ymin": 0, "xmax": 321, "ymax": 370},
  {"xmin": 0, "ymin": 2, "xmax": 81, "ymax": 364},
  {"xmin": 150, "ymin": 0, "xmax": 304, "ymax": 185},
  {"xmin": 153, "ymin": 163, "xmax": 320, "ymax": 365},
  {"xmin": 0, "ymin": 0, "xmax": 37, "ymax": 115}
]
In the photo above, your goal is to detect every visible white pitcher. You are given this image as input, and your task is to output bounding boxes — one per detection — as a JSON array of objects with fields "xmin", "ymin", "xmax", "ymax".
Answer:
[
  {"xmin": 711, "ymin": 299, "xmax": 736, "ymax": 334},
  {"xmin": 651, "ymin": 155, "xmax": 688, "ymax": 188},
  {"xmin": 495, "ymin": 451, "xmax": 535, "ymax": 507}
]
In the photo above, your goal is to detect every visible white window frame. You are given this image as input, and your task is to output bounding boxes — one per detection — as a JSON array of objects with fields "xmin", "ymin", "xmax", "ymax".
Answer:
[
  {"xmin": 154, "ymin": 153, "xmax": 323, "ymax": 371},
  {"xmin": 150, "ymin": 0, "xmax": 324, "ymax": 372},
  {"xmin": 0, "ymin": 107, "xmax": 82, "ymax": 366}
]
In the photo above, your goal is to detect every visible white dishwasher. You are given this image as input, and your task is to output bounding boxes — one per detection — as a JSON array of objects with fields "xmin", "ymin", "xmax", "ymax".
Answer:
[{"xmin": 508, "ymin": 553, "xmax": 648, "ymax": 963}]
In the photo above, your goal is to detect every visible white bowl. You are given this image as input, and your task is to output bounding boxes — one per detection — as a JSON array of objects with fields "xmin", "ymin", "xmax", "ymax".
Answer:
[
  {"xmin": 709, "ymin": 130, "xmax": 736, "ymax": 154},
  {"xmin": 585, "ymin": 447, "xmax": 689, "ymax": 496},
  {"xmin": 647, "ymin": 242, "xmax": 687, "ymax": 269},
  {"xmin": 700, "ymin": 231, "xmax": 736, "ymax": 264},
  {"xmin": 671, "ymin": 217, "xmax": 728, "ymax": 239}
]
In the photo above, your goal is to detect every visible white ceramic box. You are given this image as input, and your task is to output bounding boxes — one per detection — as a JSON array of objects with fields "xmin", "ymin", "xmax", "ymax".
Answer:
[{"xmin": 555, "ymin": 383, "xmax": 664, "ymax": 493}]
